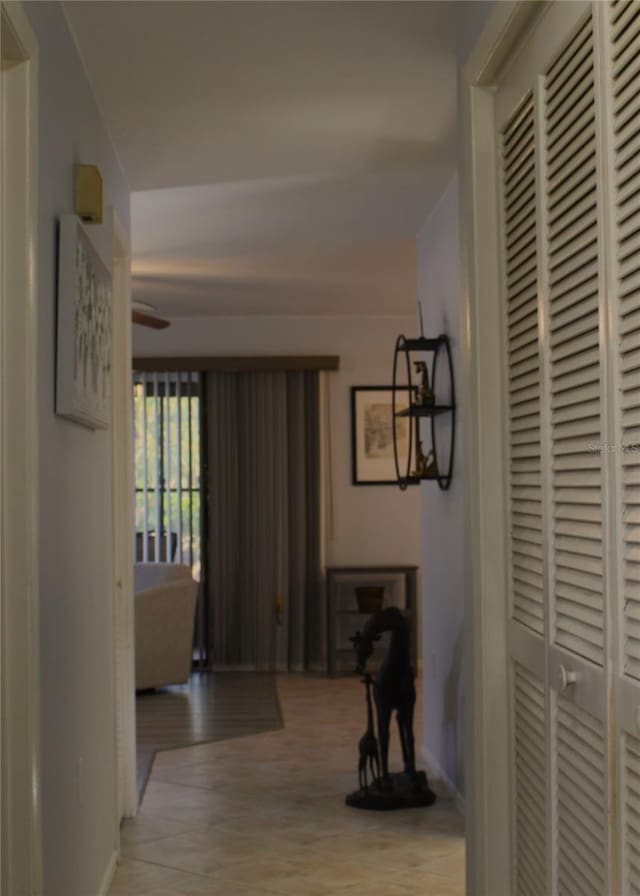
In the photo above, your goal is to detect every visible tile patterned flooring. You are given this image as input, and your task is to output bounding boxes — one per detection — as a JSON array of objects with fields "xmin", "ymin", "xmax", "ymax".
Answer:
[
  {"xmin": 136, "ymin": 673, "xmax": 283, "ymax": 798},
  {"xmin": 112, "ymin": 674, "xmax": 465, "ymax": 896}
]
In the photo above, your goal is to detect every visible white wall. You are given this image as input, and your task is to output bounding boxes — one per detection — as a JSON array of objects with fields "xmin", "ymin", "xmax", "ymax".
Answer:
[
  {"xmin": 134, "ymin": 315, "xmax": 422, "ymax": 569},
  {"xmin": 417, "ymin": 178, "xmax": 465, "ymax": 795},
  {"xmin": 23, "ymin": 3, "xmax": 130, "ymax": 895},
  {"xmin": 457, "ymin": 0, "xmax": 495, "ymax": 64},
  {"xmin": 416, "ymin": 0, "xmax": 496, "ymax": 803}
]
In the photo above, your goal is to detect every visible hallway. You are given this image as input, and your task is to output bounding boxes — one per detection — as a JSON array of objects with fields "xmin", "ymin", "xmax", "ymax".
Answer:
[{"xmin": 110, "ymin": 675, "xmax": 465, "ymax": 896}]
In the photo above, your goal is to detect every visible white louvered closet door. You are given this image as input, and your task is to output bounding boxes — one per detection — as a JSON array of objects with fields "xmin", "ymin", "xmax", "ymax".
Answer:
[
  {"xmin": 544, "ymin": 14, "xmax": 611, "ymax": 896},
  {"xmin": 496, "ymin": 3, "xmax": 612, "ymax": 894}
]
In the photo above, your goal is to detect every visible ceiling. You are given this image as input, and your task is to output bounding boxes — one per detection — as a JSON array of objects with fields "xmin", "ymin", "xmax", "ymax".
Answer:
[{"xmin": 64, "ymin": 1, "xmax": 458, "ymax": 319}]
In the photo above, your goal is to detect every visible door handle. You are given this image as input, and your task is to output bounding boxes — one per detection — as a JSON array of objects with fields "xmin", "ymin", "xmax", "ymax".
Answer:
[{"xmin": 559, "ymin": 665, "xmax": 577, "ymax": 691}]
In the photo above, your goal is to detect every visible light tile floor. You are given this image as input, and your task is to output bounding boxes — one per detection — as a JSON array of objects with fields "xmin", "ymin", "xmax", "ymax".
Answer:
[{"xmin": 111, "ymin": 675, "xmax": 465, "ymax": 896}]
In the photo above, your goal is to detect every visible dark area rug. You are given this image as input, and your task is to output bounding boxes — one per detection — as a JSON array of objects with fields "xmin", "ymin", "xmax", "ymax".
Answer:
[{"xmin": 136, "ymin": 671, "xmax": 283, "ymax": 799}]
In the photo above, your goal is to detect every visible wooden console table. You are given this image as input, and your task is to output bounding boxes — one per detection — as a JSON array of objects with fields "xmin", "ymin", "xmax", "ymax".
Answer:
[{"xmin": 326, "ymin": 565, "xmax": 418, "ymax": 676}]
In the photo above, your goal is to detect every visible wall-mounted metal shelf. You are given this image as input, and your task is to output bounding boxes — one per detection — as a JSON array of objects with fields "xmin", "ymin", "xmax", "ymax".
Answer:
[
  {"xmin": 392, "ymin": 333, "xmax": 456, "ymax": 491},
  {"xmin": 395, "ymin": 404, "xmax": 454, "ymax": 419}
]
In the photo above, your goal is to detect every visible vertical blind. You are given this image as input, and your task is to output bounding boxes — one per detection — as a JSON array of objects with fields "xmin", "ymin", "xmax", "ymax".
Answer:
[{"xmin": 206, "ymin": 370, "xmax": 322, "ymax": 671}]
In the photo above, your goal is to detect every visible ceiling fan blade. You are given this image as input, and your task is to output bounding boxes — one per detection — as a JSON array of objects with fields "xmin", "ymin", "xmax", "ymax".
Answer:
[{"xmin": 132, "ymin": 310, "xmax": 170, "ymax": 330}]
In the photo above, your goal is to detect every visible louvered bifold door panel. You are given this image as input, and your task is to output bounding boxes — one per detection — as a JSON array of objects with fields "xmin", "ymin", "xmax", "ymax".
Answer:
[
  {"xmin": 623, "ymin": 734, "xmax": 640, "ymax": 894},
  {"xmin": 555, "ymin": 695, "xmax": 607, "ymax": 896},
  {"xmin": 610, "ymin": 5, "xmax": 640, "ymax": 891},
  {"xmin": 503, "ymin": 94, "xmax": 544, "ymax": 636},
  {"xmin": 611, "ymin": 0, "xmax": 640, "ymax": 681},
  {"xmin": 544, "ymin": 14, "xmax": 604, "ymax": 667},
  {"xmin": 513, "ymin": 664, "xmax": 548, "ymax": 896}
]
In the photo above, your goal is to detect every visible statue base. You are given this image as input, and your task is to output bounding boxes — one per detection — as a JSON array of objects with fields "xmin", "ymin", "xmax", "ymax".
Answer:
[{"xmin": 345, "ymin": 770, "xmax": 436, "ymax": 811}]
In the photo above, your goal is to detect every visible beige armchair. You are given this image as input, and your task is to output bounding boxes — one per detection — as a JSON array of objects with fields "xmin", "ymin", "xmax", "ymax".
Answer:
[{"xmin": 134, "ymin": 563, "xmax": 198, "ymax": 691}]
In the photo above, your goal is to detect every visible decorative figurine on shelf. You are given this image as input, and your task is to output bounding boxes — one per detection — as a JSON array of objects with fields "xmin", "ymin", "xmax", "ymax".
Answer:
[
  {"xmin": 412, "ymin": 437, "xmax": 427, "ymax": 477},
  {"xmin": 413, "ymin": 360, "xmax": 435, "ymax": 407},
  {"xmin": 412, "ymin": 438, "xmax": 439, "ymax": 479},
  {"xmin": 346, "ymin": 608, "xmax": 436, "ymax": 810},
  {"xmin": 423, "ymin": 449, "xmax": 438, "ymax": 478}
]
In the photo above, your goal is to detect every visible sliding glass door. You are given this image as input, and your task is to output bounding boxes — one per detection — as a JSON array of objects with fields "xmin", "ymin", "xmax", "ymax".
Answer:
[{"xmin": 133, "ymin": 370, "xmax": 208, "ymax": 665}]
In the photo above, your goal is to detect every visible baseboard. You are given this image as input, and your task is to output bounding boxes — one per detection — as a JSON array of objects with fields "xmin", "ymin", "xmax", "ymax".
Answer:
[
  {"xmin": 97, "ymin": 850, "xmax": 119, "ymax": 896},
  {"xmin": 420, "ymin": 745, "xmax": 465, "ymax": 815}
]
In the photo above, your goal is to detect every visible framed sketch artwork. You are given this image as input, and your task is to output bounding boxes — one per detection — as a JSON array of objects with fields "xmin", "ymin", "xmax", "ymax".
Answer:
[
  {"xmin": 56, "ymin": 214, "xmax": 112, "ymax": 429},
  {"xmin": 350, "ymin": 386, "xmax": 416, "ymax": 485}
]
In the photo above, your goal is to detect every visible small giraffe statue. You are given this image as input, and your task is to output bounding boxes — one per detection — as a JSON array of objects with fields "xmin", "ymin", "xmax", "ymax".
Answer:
[{"xmin": 358, "ymin": 672, "xmax": 380, "ymax": 792}]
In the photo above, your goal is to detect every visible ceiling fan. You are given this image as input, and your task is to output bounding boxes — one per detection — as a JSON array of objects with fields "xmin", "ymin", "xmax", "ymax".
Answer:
[{"xmin": 132, "ymin": 301, "xmax": 170, "ymax": 330}]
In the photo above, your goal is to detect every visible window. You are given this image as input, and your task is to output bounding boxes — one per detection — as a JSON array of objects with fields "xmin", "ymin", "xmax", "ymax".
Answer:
[{"xmin": 133, "ymin": 371, "xmax": 202, "ymax": 580}]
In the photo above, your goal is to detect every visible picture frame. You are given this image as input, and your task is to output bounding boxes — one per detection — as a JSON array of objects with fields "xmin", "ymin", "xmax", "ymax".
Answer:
[
  {"xmin": 350, "ymin": 386, "xmax": 417, "ymax": 485},
  {"xmin": 56, "ymin": 214, "xmax": 112, "ymax": 429}
]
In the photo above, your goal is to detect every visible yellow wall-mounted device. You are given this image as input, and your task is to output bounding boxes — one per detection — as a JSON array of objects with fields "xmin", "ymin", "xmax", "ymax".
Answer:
[{"xmin": 74, "ymin": 164, "xmax": 103, "ymax": 224}]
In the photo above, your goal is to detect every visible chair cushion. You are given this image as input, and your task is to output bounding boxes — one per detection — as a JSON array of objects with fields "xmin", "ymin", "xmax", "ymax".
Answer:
[{"xmin": 134, "ymin": 562, "xmax": 192, "ymax": 593}]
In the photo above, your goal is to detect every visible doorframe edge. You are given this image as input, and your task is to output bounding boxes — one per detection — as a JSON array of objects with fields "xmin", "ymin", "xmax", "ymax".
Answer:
[{"xmin": 0, "ymin": 1, "xmax": 43, "ymax": 892}]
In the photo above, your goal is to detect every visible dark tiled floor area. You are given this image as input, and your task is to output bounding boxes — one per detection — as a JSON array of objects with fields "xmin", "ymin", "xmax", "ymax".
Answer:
[{"xmin": 136, "ymin": 672, "xmax": 283, "ymax": 797}]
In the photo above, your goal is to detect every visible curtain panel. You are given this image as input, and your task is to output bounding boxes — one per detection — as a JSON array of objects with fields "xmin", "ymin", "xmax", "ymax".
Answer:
[{"xmin": 206, "ymin": 371, "xmax": 322, "ymax": 671}]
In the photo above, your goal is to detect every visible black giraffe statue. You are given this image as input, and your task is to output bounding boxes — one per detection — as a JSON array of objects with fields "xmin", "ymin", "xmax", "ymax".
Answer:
[
  {"xmin": 358, "ymin": 673, "xmax": 380, "ymax": 792},
  {"xmin": 346, "ymin": 606, "xmax": 436, "ymax": 810}
]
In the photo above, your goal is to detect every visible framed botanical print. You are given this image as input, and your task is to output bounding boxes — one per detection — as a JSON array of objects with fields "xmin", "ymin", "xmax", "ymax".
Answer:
[
  {"xmin": 56, "ymin": 214, "xmax": 112, "ymax": 429},
  {"xmin": 350, "ymin": 386, "xmax": 416, "ymax": 485}
]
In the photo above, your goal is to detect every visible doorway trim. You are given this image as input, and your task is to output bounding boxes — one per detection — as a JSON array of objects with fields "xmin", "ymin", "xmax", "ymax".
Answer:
[
  {"xmin": 111, "ymin": 209, "xmax": 137, "ymax": 822},
  {"xmin": 0, "ymin": 1, "xmax": 42, "ymax": 892},
  {"xmin": 460, "ymin": 3, "xmax": 548, "ymax": 894}
]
